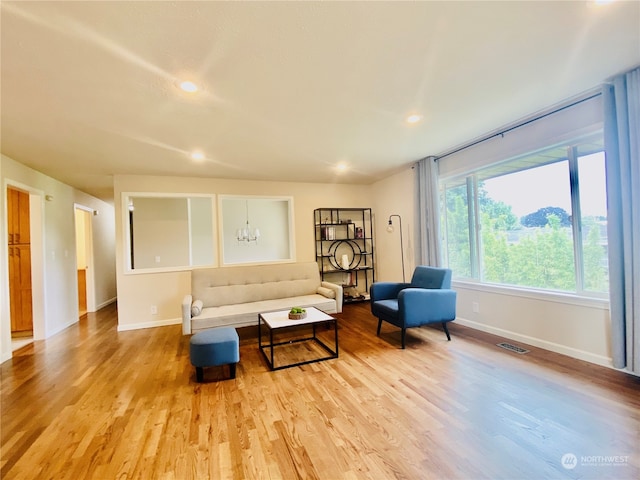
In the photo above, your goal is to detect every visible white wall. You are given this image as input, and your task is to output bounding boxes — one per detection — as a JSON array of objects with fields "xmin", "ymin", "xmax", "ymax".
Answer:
[
  {"xmin": 220, "ymin": 197, "xmax": 292, "ymax": 265},
  {"xmin": 371, "ymin": 166, "xmax": 613, "ymax": 368},
  {"xmin": 371, "ymin": 167, "xmax": 416, "ymax": 282},
  {"xmin": 133, "ymin": 197, "xmax": 190, "ymax": 269},
  {"xmin": 454, "ymin": 284, "xmax": 611, "ymax": 365},
  {"xmin": 1, "ymin": 155, "xmax": 117, "ymax": 363},
  {"xmin": 113, "ymin": 174, "xmax": 372, "ymax": 330}
]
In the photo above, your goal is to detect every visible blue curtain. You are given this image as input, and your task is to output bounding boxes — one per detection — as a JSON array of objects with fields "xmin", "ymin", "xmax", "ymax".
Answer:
[
  {"xmin": 415, "ymin": 156, "xmax": 441, "ymax": 266},
  {"xmin": 604, "ymin": 67, "xmax": 640, "ymax": 373}
]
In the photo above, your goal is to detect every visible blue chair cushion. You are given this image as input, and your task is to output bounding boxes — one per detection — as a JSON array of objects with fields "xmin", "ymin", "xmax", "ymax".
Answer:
[
  {"xmin": 190, "ymin": 327, "xmax": 239, "ymax": 367},
  {"xmin": 411, "ymin": 266, "xmax": 452, "ymax": 289},
  {"xmin": 371, "ymin": 299, "xmax": 399, "ymax": 319}
]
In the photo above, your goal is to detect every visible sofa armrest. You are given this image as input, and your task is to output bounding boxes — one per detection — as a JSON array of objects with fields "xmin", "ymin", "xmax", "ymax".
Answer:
[
  {"xmin": 398, "ymin": 288, "xmax": 457, "ymax": 326},
  {"xmin": 321, "ymin": 281, "xmax": 343, "ymax": 313},
  {"xmin": 370, "ymin": 282, "xmax": 411, "ymax": 302},
  {"xmin": 182, "ymin": 294, "xmax": 193, "ymax": 335}
]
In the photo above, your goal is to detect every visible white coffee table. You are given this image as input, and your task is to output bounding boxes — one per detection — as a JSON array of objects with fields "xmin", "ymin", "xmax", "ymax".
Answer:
[{"xmin": 258, "ymin": 307, "xmax": 338, "ymax": 370}]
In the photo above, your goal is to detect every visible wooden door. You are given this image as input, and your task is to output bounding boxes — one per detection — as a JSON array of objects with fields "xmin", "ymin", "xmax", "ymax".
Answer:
[
  {"xmin": 7, "ymin": 188, "xmax": 33, "ymax": 335},
  {"xmin": 7, "ymin": 188, "xmax": 19, "ymax": 244},
  {"xmin": 8, "ymin": 188, "xmax": 30, "ymax": 244},
  {"xmin": 78, "ymin": 269, "xmax": 87, "ymax": 316},
  {"xmin": 9, "ymin": 245, "xmax": 33, "ymax": 334}
]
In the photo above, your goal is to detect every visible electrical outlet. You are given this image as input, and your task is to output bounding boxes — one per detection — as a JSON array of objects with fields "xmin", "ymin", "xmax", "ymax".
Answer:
[
  {"xmin": 151, "ymin": 305, "xmax": 158, "ymax": 315},
  {"xmin": 155, "ymin": 256, "xmax": 161, "ymax": 263},
  {"xmin": 472, "ymin": 302, "xmax": 480, "ymax": 313}
]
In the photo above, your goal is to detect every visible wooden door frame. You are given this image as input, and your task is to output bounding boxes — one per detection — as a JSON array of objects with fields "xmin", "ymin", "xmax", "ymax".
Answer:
[
  {"xmin": 2, "ymin": 182, "xmax": 46, "ymax": 352},
  {"xmin": 74, "ymin": 205, "xmax": 96, "ymax": 313}
]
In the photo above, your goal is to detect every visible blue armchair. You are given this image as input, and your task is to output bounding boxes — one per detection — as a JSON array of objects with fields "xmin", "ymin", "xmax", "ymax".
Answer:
[{"xmin": 370, "ymin": 266, "xmax": 457, "ymax": 349}]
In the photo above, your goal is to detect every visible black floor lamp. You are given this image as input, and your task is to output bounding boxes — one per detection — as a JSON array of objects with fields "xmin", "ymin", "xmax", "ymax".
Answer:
[{"xmin": 387, "ymin": 214, "xmax": 405, "ymax": 282}]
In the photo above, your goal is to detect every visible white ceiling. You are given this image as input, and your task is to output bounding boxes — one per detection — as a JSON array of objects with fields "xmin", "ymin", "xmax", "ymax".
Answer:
[{"xmin": 1, "ymin": 1, "xmax": 639, "ymax": 203}]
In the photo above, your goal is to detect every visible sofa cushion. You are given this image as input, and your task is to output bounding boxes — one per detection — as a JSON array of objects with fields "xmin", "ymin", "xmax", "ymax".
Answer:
[
  {"xmin": 316, "ymin": 286, "xmax": 336, "ymax": 298},
  {"xmin": 192, "ymin": 262, "xmax": 322, "ymax": 307},
  {"xmin": 192, "ymin": 294, "xmax": 337, "ymax": 331}
]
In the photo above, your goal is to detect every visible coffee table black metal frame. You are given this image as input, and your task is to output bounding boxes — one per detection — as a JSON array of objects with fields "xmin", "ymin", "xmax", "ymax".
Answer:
[{"xmin": 258, "ymin": 307, "xmax": 338, "ymax": 371}]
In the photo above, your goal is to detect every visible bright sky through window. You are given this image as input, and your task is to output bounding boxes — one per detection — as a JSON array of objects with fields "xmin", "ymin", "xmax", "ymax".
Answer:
[{"xmin": 482, "ymin": 153, "xmax": 607, "ymax": 218}]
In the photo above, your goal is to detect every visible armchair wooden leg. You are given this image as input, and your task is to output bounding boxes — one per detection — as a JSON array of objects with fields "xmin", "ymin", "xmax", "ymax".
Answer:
[
  {"xmin": 377, "ymin": 319, "xmax": 382, "ymax": 336},
  {"xmin": 401, "ymin": 328, "xmax": 406, "ymax": 349},
  {"xmin": 442, "ymin": 322, "xmax": 451, "ymax": 341}
]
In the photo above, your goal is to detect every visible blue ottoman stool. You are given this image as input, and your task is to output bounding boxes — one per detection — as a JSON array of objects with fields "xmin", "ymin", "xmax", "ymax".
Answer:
[{"xmin": 190, "ymin": 327, "xmax": 239, "ymax": 382}]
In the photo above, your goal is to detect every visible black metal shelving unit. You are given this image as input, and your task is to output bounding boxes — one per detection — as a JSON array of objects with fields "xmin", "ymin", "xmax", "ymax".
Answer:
[{"xmin": 314, "ymin": 208, "xmax": 374, "ymax": 304}]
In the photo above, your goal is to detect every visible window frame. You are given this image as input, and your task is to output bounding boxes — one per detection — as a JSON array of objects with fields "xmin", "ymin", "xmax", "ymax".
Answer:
[{"xmin": 439, "ymin": 133, "xmax": 608, "ymax": 300}]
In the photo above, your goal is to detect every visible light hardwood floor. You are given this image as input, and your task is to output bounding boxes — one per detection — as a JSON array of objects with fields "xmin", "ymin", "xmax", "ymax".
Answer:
[{"xmin": 2, "ymin": 302, "xmax": 639, "ymax": 479}]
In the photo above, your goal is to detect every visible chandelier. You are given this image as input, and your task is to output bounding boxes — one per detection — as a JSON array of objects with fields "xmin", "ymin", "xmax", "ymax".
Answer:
[{"xmin": 236, "ymin": 201, "xmax": 260, "ymax": 244}]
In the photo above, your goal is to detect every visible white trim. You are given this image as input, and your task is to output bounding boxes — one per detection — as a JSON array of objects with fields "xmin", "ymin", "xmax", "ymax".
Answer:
[
  {"xmin": 455, "ymin": 316, "xmax": 615, "ymax": 369},
  {"xmin": 96, "ymin": 297, "xmax": 116, "ymax": 310},
  {"xmin": 46, "ymin": 318, "xmax": 79, "ymax": 338},
  {"xmin": 29, "ymin": 192, "xmax": 46, "ymax": 340},
  {"xmin": 125, "ymin": 265, "xmax": 192, "ymax": 275},
  {"xmin": 187, "ymin": 198, "xmax": 193, "ymax": 266},
  {"xmin": 453, "ymin": 280, "xmax": 610, "ymax": 309},
  {"xmin": 117, "ymin": 317, "xmax": 181, "ymax": 332}
]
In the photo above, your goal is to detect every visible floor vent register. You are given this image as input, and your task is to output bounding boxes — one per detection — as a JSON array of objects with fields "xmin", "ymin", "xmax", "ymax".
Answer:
[{"xmin": 496, "ymin": 342, "xmax": 530, "ymax": 354}]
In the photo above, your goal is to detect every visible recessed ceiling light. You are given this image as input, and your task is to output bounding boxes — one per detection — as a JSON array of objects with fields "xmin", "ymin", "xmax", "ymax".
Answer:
[
  {"xmin": 406, "ymin": 114, "xmax": 423, "ymax": 124},
  {"xmin": 180, "ymin": 81, "xmax": 198, "ymax": 93},
  {"xmin": 336, "ymin": 163, "xmax": 348, "ymax": 172},
  {"xmin": 190, "ymin": 151, "xmax": 205, "ymax": 161}
]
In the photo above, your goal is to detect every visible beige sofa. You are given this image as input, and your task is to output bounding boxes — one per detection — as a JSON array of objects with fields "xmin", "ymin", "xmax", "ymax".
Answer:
[{"xmin": 182, "ymin": 261, "xmax": 343, "ymax": 334}]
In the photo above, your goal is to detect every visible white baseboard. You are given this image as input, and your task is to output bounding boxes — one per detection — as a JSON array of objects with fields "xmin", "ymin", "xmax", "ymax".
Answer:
[
  {"xmin": 117, "ymin": 317, "xmax": 181, "ymax": 332},
  {"xmin": 96, "ymin": 297, "xmax": 117, "ymax": 311},
  {"xmin": 48, "ymin": 318, "xmax": 80, "ymax": 337},
  {"xmin": 1, "ymin": 351, "xmax": 12, "ymax": 363},
  {"xmin": 454, "ymin": 316, "xmax": 615, "ymax": 369}
]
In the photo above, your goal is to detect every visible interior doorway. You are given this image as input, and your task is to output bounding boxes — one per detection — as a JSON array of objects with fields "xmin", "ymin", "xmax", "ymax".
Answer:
[
  {"xmin": 74, "ymin": 206, "xmax": 95, "ymax": 317},
  {"xmin": 3, "ymin": 183, "xmax": 45, "ymax": 358},
  {"xmin": 7, "ymin": 187, "xmax": 34, "ymax": 338}
]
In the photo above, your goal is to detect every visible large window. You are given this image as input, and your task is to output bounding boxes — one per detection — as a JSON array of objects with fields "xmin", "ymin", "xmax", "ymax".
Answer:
[{"xmin": 440, "ymin": 134, "xmax": 609, "ymax": 296}]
